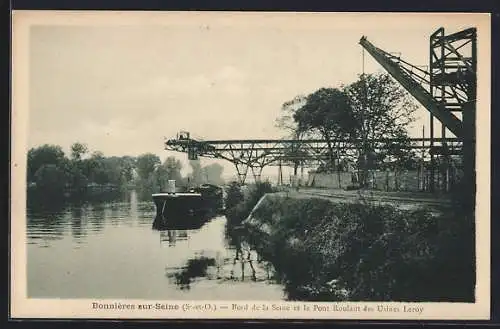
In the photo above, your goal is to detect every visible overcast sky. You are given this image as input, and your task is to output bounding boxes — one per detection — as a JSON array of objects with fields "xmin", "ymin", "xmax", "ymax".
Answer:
[{"xmin": 26, "ymin": 12, "xmax": 487, "ymax": 180}]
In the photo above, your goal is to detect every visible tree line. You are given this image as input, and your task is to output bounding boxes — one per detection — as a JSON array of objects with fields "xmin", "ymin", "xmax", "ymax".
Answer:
[
  {"xmin": 134, "ymin": 153, "xmax": 225, "ymax": 196},
  {"xmin": 27, "ymin": 142, "xmax": 225, "ymax": 200},
  {"xmin": 276, "ymin": 73, "xmax": 422, "ymax": 186}
]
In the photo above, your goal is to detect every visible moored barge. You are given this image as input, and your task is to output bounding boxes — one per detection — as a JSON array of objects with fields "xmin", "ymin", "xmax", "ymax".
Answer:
[{"xmin": 152, "ymin": 180, "xmax": 223, "ymax": 229}]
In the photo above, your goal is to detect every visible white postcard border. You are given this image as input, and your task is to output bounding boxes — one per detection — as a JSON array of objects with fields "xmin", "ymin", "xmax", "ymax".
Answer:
[{"xmin": 10, "ymin": 10, "xmax": 491, "ymax": 320}]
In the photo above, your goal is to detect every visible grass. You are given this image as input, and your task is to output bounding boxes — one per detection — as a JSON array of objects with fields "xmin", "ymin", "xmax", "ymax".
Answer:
[{"xmin": 224, "ymin": 183, "xmax": 475, "ymax": 302}]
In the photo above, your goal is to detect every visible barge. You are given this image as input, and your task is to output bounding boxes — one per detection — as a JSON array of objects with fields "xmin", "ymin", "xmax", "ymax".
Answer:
[{"xmin": 152, "ymin": 180, "xmax": 223, "ymax": 230}]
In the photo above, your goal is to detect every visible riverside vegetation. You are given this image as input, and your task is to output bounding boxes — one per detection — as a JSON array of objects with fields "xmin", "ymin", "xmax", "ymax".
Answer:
[
  {"xmin": 26, "ymin": 142, "xmax": 225, "ymax": 206},
  {"xmin": 224, "ymin": 182, "xmax": 475, "ymax": 302}
]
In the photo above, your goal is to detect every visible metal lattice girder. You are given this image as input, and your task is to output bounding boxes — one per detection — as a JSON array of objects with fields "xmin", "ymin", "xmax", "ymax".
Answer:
[
  {"xmin": 359, "ymin": 36, "xmax": 464, "ymax": 138},
  {"xmin": 165, "ymin": 136, "xmax": 461, "ymax": 163},
  {"xmin": 165, "ymin": 134, "xmax": 462, "ymax": 184},
  {"xmin": 430, "ymin": 27, "xmax": 476, "ymax": 111}
]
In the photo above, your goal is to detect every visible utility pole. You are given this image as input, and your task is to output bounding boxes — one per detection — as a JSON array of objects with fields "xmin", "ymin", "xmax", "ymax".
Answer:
[
  {"xmin": 421, "ymin": 125, "xmax": 425, "ymax": 190},
  {"xmin": 361, "ymin": 47, "xmax": 369, "ymax": 188}
]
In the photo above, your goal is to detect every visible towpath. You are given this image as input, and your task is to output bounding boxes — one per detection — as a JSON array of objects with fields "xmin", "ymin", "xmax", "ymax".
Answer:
[{"xmin": 275, "ymin": 187, "xmax": 453, "ymax": 213}]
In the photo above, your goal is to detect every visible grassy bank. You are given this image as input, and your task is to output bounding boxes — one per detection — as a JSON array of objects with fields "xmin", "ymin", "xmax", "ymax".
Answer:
[{"xmin": 224, "ymin": 184, "xmax": 475, "ymax": 302}]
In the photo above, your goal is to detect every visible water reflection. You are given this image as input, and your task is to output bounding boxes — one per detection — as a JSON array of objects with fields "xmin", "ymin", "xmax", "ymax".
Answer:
[
  {"xmin": 157, "ymin": 214, "xmax": 280, "ymax": 292},
  {"xmin": 27, "ymin": 210, "xmax": 67, "ymax": 245},
  {"xmin": 166, "ymin": 256, "xmax": 217, "ymax": 290},
  {"xmin": 27, "ymin": 191, "xmax": 133, "ymax": 248},
  {"xmin": 27, "ymin": 190, "xmax": 285, "ymax": 300},
  {"xmin": 129, "ymin": 190, "xmax": 138, "ymax": 220},
  {"xmin": 152, "ymin": 214, "xmax": 212, "ymax": 231},
  {"xmin": 160, "ymin": 230, "xmax": 190, "ymax": 247},
  {"xmin": 89, "ymin": 204, "xmax": 106, "ymax": 233},
  {"xmin": 163, "ymin": 228, "xmax": 275, "ymax": 291}
]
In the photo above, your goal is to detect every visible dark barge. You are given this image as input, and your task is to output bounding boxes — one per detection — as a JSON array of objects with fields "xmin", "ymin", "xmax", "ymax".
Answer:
[{"xmin": 152, "ymin": 180, "xmax": 224, "ymax": 230}]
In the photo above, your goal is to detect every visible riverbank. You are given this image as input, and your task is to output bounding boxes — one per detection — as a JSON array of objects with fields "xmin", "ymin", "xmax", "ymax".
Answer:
[{"xmin": 224, "ymin": 183, "xmax": 475, "ymax": 302}]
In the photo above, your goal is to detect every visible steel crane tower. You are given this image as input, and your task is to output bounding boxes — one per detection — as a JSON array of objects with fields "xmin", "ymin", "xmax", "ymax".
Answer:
[{"xmin": 359, "ymin": 27, "xmax": 476, "ymax": 207}]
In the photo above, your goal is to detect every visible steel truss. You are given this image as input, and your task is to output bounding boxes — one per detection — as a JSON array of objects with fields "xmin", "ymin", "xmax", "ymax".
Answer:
[
  {"xmin": 360, "ymin": 27, "xmax": 476, "ymax": 194},
  {"xmin": 163, "ymin": 27, "xmax": 475, "ymax": 191},
  {"xmin": 165, "ymin": 134, "xmax": 461, "ymax": 184}
]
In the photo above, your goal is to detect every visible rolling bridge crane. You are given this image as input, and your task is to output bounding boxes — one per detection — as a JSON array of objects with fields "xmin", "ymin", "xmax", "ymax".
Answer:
[
  {"xmin": 165, "ymin": 27, "xmax": 474, "ymax": 194},
  {"xmin": 359, "ymin": 27, "xmax": 476, "ymax": 203},
  {"xmin": 165, "ymin": 131, "xmax": 460, "ymax": 185}
]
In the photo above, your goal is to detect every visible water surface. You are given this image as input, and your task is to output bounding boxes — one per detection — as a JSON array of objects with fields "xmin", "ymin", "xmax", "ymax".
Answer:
[{"xmin": 27, "ymin": 191, "xmax": 285, "ymax": 300}]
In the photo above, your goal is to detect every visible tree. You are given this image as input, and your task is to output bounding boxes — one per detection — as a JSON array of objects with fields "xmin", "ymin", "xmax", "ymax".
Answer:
[
  {"xmin": 162, "ymin": 157, "xmax": 183, "ymax": 180},
  {"xmin": 135, "ymin": 153, "xmax": 161, "ymax": 181},
  {"xmin": 293, "ymin": 88, "xmax": 358, "ymax": 171},
  {"xmin": 90, "ymin": 151, "xmax": 105, "ymax": 159},
  {"xmin": 380, "ymin": 133, "xmax": 419, "ymax": 171},
  {"xmin": 107, "ymin": 156, "xmax": 129, "ymax": 185},
  {"xmin": 343, "ymin": 73, "xmax": 418, "ymax": 185},
  {"xmin": 204, "ymin": 163, "xmax": 225, "ymax": 185},
  {"xmin": 275, "ymin": 94, "xmax": 311, "ymax": 176},
  {"xmin": 188, "ymin": 160, "xmax": 203, "ymax": 186},
  {"xmin": 80, "ymin": 151, "xmax": 102, "ymax": 183},
  {"xmin": 275, "ymin": 94, "xmax": 308, "ymax": 134},
  {"xmin": 34, "ymin": 164, "xmax": 67, "ymax": 195},
  {"xmin": 27, "ymin": 144, "xmax": 66, "ymax": 182},
  {"xmin": 28, "ymin": 143, "xmax": 138, "ymax": 197},
  {"xmin": 65, "ymin": 143, "xmax": 89, "ymax": 192},
  {"xmin": 66, "ymin": 161, "xmax": 88, "ymax": 192},
  {"xmin": 89, "ymin": 154, "xmax": 137, "ymax": 186},
  {"xmin": 70, "ymin": 142, "xmax": 88, "ymax": 161},
  {"xmin": 152, "ymin": 156, "xmax": 184, "ymax": 191},
  {"xmin": 119, "ymin": 156, "xmax": 136, "ymax": 183}
]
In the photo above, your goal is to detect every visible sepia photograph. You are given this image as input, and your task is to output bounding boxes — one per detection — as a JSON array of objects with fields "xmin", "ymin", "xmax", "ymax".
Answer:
[{"xmin": 10, "ymin": 11, "xmax": 490, "ymax": 319}]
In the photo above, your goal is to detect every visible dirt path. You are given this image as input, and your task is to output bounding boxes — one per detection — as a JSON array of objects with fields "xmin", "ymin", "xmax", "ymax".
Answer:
[{"xmin": 275, "ymin": 187, "xmax": 452, "ymax": 213}]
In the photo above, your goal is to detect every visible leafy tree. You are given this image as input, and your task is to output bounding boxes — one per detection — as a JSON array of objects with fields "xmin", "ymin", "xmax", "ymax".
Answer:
[
  {"xmin": 94, "ymin": 159, "xmax": 115, "ymax": 185},
  {"xmin": 119, "ymin": 156, "xmax": 136, "ymax": 183},
  {"xmin": 104, "ymin": 156, "xmax": 128, "ymax": 185},
  {"xmin": 88, "ymin": 154, "xmax": 137, "ymax": 186},
  {"xmin": 381, "ymin": 134, "xmax": 419, "ymax": 171},
  {"xmin": 66, "ymin": 161, "xmax": 88, "ymax": 192},
  {"xmin": 27, "ymin": 144, "xmax": 66, "ymax": 182},
  {"xmin": 155, "ymin": 156, "xmax": 184, "ymax": 190},
  {"xmin": 64, "ymin": 142, "xmax": 89, "ymax": 191},
  {"xmin": 163, "ymin": 157, "xmax": 182, "ymax": 179},
  {"xmin": 135, "ymin": 153, "xmax": 161, "ymax": 181},
  {"xmin": 90, "ymin": 151, "xmax": 105, "ymax": 159},
  {"xmin": 34, "ymin": 164, "xmax": 67, "ymax": 195},
  {"xmin": 70, "ymin": 142, "xmax": 88, "ymax": 161},
  {"xmin": 77, "ymin": 152, "xmax": 137, "ymax": 187},
  {"xmin": 275, "ymin": 94, "xmax": 308, "ymax": 134},
  {"xmin": 275, "ymin": 95, "xmax": 310, "ymax": 176},
  {"xmin": 188, "ymin": 160, "xmax": 204, "ymax": 186},
  {"xmin": 28, "ymin": 142, "xmax": 139, "ymax": 199},
  {"xmin": 343, "ymin": 73, "xmax": 418, "ymax": 184},
  {"xmin": 274, "ymin": 73, "xmax": 418, "ymax": 187},
  {"xmin": 293, "ymin": 87, "xmax": 357, "ymax": 172},
  {"xmin": 204, "ymin": 163, "xmax": 225, "ymax": 185},
  {"xmin": 80, "ymin": 151, "xmax": 103, "ymax": 183}
]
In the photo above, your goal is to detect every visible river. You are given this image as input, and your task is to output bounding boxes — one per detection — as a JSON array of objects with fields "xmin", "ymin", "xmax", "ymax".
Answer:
[{"xmin": 26, "ymin": 190, "xmax": 285, "ymax": 300}]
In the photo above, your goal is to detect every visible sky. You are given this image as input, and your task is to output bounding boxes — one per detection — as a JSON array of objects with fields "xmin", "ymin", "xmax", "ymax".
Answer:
[{"xmin": 25, "ymin": 12, "xmax": 488, "ymax": 181}]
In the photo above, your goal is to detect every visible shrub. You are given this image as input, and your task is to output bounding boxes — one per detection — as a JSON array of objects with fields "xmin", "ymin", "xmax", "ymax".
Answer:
[
  {"xmin": 241, "ymin": 195, "xmax": 475, "ymax": 302},
  {"xmin": 225, "ymin": 181, "xmax": 275, "ymax": 227},
  {"xmin": 224, "ymin": 181, "xmax": 244, "ymax": 210}
]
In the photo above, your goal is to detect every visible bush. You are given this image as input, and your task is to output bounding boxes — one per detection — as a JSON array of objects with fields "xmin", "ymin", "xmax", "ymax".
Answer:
[
  {"xmin": 242, "ymin": 195, "xmax": 475, "ymax": 302},
  {"xmin": 225, "ymin": 181, "xmax": 275, "ymax": 227},
  {"xmin": 224, "ymin": 181, "xmax": 244, "ymax": 210}
]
